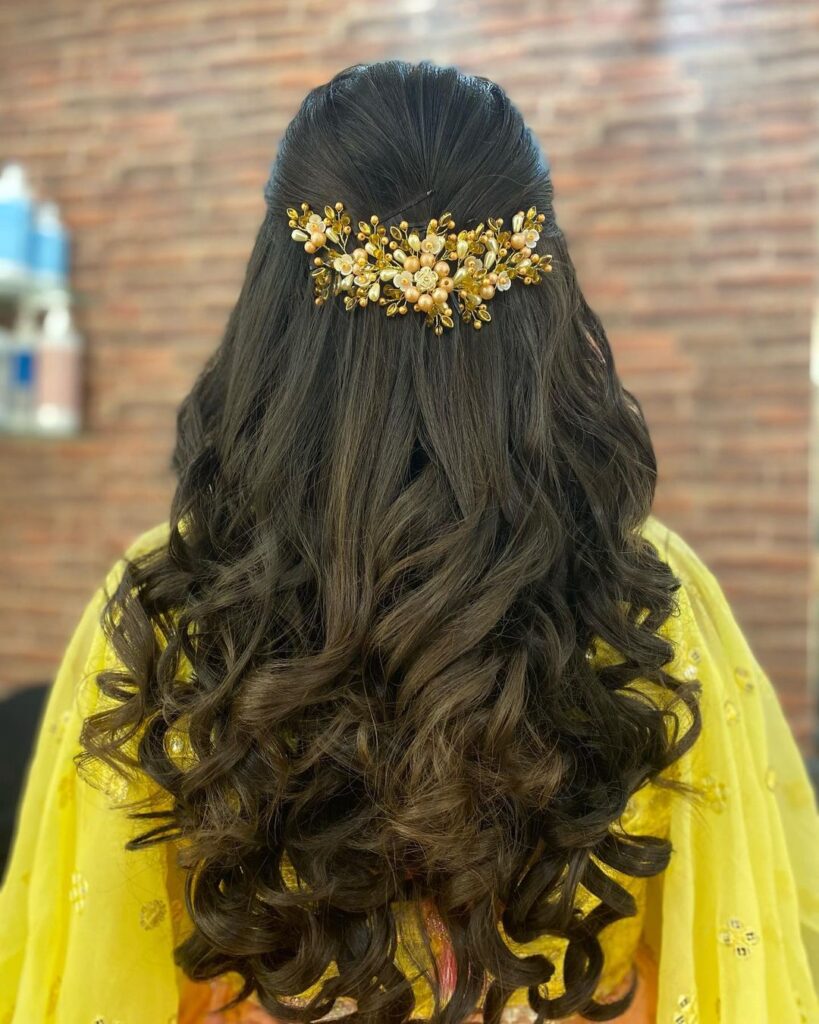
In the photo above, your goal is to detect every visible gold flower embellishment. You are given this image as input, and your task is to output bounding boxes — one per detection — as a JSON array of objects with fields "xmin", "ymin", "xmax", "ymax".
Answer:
[{"xmin": 287, "ymin": 201, "xmax": 552, "ymax": 335}]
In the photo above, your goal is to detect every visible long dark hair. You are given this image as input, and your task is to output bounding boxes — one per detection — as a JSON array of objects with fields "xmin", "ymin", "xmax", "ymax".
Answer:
[{"xmin": 80, "ymin": 59, "xmax": 702, "ymax": 1023}]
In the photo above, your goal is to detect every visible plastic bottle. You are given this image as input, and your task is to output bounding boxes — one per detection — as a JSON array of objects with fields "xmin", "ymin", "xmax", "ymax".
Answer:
[
  {"xmin": 0, "ymin": 325, "xmax": 12, "ymax": 429},
  {"xmin": 34, "ymin": 297, "xmax": 82, "ymax": 434},
  {"xmin": 5, "ymin": 307, "xmax": 38, "ymax": 433},
  {"xmin": 0, "ymin": 164, "xmax": 34, "ymax": 285},
  {"xmin": 31, "ymin": 201, "xmax": 69, "ymax": 286}
]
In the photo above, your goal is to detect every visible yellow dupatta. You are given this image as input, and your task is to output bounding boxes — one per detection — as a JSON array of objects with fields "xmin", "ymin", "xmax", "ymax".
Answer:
[{"xmin": 0, "ymin": 514, "xmax": 817, "ymax": 1023}]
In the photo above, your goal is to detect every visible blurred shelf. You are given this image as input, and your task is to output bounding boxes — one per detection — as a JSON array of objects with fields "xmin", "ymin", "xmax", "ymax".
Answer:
[
  {"xmin": 0, "ymin": 426, "xmax": 82, "ymax": 440},
  {"xmin": 0, "ymin": 276, "xmax": 77, "ymax": 305}
]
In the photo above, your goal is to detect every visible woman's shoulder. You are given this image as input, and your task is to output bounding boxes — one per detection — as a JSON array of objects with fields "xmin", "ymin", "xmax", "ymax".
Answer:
[
  {"xmin": 640, "ymin": 512, "xmax": 721, "ymax": 602},
  {"xmin": 117, "ymin": 514, "xmax": 713, "ymax": 629},
  {"xmin": 122, "ymin": 518, "xmax": 172, "ymax": 561},
  {"xmin": 127, "ymin": 513, "xmax": 699, "ymax": 566},
  {"xmin": 96, "ymin": 519, "xmax": 172, "ymax": 599},
  {"xmin": 116, "ymin": 514, "xmax": 714, "ymax": 617}
]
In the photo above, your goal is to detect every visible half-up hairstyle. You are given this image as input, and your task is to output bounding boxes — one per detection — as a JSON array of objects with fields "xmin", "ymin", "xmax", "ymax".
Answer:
[{"xmin": 80, "ymin": 59, "xmax": 702, "ymax": 1024}]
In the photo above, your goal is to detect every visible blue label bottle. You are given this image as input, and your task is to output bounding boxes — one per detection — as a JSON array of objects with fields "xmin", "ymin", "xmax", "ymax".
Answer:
[{"xmin": 0, "ymin": 164, "xmax": 34, "ymax": 284}]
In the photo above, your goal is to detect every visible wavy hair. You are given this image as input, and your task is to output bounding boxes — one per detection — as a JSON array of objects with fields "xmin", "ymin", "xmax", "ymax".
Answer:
[{"xmin": 80, "ymin": 59, "xmax": 702, "ymax": 1024}]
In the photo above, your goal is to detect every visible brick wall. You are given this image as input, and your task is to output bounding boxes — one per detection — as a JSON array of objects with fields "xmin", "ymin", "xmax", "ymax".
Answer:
[{"xmin": 0, "ymin": 1, "xmax": 816, "ymax": 755}]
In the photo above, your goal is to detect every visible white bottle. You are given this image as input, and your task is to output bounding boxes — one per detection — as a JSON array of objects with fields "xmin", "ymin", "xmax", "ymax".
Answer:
[
  {"xmin": 0, "ymin": 163, "xmax": 34, "ymax": 285},
  {"xmin": 34, "ymin": 297, "xmax": 82, "ymax": 434}
]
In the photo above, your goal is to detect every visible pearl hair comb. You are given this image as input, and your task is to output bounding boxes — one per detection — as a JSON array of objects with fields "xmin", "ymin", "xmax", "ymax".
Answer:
[{"xmin": 287, "ymin": 201, "xmax": 552, "ymax": 334}]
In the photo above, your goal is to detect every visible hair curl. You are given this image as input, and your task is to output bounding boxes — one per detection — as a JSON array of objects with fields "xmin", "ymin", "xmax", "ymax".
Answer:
[{"xmin": 80, "ymin": 59, "xmax": 702, "ymax": 1024}]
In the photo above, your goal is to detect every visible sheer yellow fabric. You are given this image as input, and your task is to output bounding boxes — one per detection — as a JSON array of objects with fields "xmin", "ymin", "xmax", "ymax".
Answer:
[{"xmin": 0, "ymin": 514, "xmax": 817, "ymax": 1023}]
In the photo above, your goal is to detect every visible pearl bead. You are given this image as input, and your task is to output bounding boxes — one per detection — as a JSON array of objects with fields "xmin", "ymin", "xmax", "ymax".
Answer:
[
  {"xmin": 434, "ymin": 260, "xmax": 450, "ymax": 276},
  {"xmin": 417, "ymin": 294, "xmax": 434, "ymax": 312},
  {"xmin": 432, "ymin": 287, "xmax": 448, "ymax": 304},
  {"xmin": 480, "ymin": 284, "xmax": 495, "ymax": 300},
  {"xmin": 440, "ymin": 277, "xmax": 454, "ymax": 292},
  {"xmin": 405, "ymin": 286, "xmax": 420, "ymax": 303},
  {"xmin": 488, "ymin": 272, "xmax": 498, "ymax": 284},
  {"xmin": 419, "ymin": 253, "xmax": 436, "ymax": 267},
  {"xmin": 510, "ymin": 233, "xmax": 526, "ymax": 249},
  {"xmin": 404, "ymin": 256, "xmax": 420, "ymax": 273},
  {"xmin": 304, "ymin": 241, "xmax": 317, "ymax": 253},
  {"xmin": 520, "ymin": 246, "xmax": 531, "ymax": 258},
  {"xmin": 310, "ymin": 231, "xmax": 326, "ymax": 246}
]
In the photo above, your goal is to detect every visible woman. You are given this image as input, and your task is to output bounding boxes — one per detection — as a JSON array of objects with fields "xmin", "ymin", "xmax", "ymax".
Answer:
[{"xmin": 0, "ymin": 60, "xmax": 816, "ymax": 1024}]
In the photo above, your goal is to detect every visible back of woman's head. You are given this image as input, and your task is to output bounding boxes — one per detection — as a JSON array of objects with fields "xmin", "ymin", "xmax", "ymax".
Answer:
[{"xmin": 82, "ymin": 59, "xmax": 701, "ymax": 1024}]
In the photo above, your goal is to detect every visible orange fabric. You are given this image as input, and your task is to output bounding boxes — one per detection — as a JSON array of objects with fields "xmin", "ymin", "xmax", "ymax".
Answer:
[{"xmin": 179, "ymin": 939, "xmax": 658, "ymax": 1022}]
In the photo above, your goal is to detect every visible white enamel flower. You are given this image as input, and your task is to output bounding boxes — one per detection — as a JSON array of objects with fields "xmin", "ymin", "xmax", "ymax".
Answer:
[
  {"xmin": 393, "ymin": 269, "xmax": 415, "ymax": 291},
  {"xmin": 333, "ymin": 254, "xmax": 355, "ymax": 275},
  {"xmin": 306, "ymin": 213, "xmax": 327, "ymax": 232},
  {"xmin": 414, "ymin": 266, "xmax": 439, "ymax": 292},
  {"xmin": 523, "ymin": 228, "xmax": 540, "ymax": 247},
  {"xmin": 420, "ymin": 233, "xmax": 445, "ymax": 255},
  {"xmin": 496, "ymin": 271, "xmax": 512, "ymax": 291},
  {"xmin": 354, "ymin": 272, "xmax": 372, "ymax": 287}
]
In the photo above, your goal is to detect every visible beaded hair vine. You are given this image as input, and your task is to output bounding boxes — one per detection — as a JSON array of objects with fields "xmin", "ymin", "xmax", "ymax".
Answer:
[{"xmin": 287, "ymin": 202, "xmax": 552, "ymax": 335}]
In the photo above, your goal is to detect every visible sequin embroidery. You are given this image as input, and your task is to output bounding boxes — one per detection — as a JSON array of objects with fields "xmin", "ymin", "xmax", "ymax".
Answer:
[
  {"xmin": 69, "ymin": 872, "xmax": 88, "ymax": 913},
  {"xmin": 717, "ymin": 917, "xmax": 760, "ymax": 958},
  {"xmin": 734, "ymin": 666, "xmax": 755, "ymax": 693},
  {"xmin": 673, "ymin": 992, "xmax": 698, "ymax": 1024},
  {"xmin": 140, "ymin": 899, "xmax": 167, "ymax": 930},
  {"xmin": 700, "ymin": 775, "xmax": 728, "ymax": 813}
]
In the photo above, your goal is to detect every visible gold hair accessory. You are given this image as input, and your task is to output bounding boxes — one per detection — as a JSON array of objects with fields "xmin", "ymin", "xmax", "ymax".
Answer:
[{"xmin": 287, "ymin": 202, "xmax": 552, "ymax": 334}]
